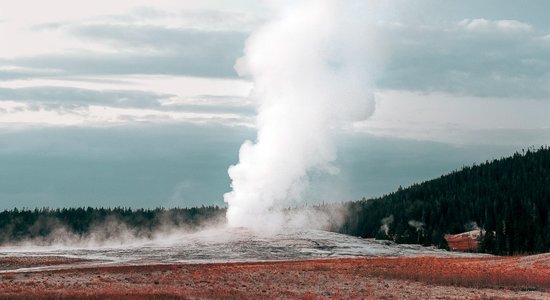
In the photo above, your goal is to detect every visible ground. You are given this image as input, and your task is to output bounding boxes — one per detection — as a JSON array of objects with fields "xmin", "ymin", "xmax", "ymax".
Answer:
[{"xmin": 1, "ymin": 254, "xmax": 550, "ymax": 299}]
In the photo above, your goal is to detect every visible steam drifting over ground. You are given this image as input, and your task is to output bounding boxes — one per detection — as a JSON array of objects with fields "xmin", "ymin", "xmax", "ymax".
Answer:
[
  {"xmin": 0, "ymin": 212, "xmax": 227, "ymax": 250},
  {"xmin": 224, "ymin": 0, "xmax": 379, "ymax": 230},
  {"xmin": 1, "ymin": 228, "xmax": 485, "ymax": 274},
  {"xmin": 0, "ymin": 206, "xmax": 344, "ymax": 250}
]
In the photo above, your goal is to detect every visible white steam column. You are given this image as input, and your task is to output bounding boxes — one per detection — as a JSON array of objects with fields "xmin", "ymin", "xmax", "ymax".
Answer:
[{"xmin": 225, "ymin": 0, "xmax": 378, "ymax": 229}]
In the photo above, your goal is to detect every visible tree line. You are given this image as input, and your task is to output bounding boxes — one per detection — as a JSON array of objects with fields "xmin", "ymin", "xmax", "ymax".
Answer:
[
  {"xmin": 0, "ymin": 206, "xmax": 224, "ymax": 244},
  {"xmin": 337, "ymin": 146, "xmax": 550, "ymax": 255}
]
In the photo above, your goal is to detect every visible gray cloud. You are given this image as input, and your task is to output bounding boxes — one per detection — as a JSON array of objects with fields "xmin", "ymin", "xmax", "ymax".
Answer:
[
  {"xmin": 0, "ymin": 67, "xmax": 65, "ymax": 81},
  {"xmin": 0, "ymin": 71, "xmax": 43, "ymax": 81},
  {"xmin": 376, "ymin": 21, "xmax": 550, "ymax": 98},
  {"xmin": 407, "ymin": 0, "xmax": 550, "ymax": 29},
  {"xmin": 0, "ymin": 87, "xmax": 254, "ymax": 124},
  {"xmin": 96, "ymin": 8, "xmax": 265, "ymax": 31},
  {"xmin": 5, "ymin": 51, "xmax": 240, "ymax": 79},
  {"xmin": 70, "ymin": 25, "xmax": 246, "ymax": 50},
  {"xmin": 0, "ymin": 86, "xmax": 169, "ymax": 109},
  {"xmin": 163, "ymin": 95, "xmax": 255, "ymax": 116},
  {"xmin": 1, "ymin": 26, "xmax": 246, "ymax": 79}
]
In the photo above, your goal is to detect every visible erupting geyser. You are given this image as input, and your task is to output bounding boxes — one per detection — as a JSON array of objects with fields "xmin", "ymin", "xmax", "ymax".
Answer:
[{"xmin": 225, "ymin": 0, "xmax": 379, "ymax": 229}]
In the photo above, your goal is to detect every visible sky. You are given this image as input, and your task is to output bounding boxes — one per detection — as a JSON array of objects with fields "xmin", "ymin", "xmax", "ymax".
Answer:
[{"xmin": 0, "ymin": 0, "xmax": 549, "ymax": 210}]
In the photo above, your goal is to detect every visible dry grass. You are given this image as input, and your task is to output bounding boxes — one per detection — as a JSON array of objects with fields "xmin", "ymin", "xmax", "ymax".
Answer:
[
  {"xmin": 1, "ymin": 256, "xmax": 550, "ymax": 299},
  {"xmin": 358, "ymin": 256, "xmax": 550, "ymax": 291}
]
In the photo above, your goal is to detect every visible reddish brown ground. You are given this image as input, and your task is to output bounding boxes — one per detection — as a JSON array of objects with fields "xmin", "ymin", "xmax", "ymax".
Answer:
[
  {"xmin": 0, "ymin": 256, "xmax": 93, "ymax": 271},
  {"xmin": 1, "ymin": 255, "xmax": 550, "ymax": 299}
]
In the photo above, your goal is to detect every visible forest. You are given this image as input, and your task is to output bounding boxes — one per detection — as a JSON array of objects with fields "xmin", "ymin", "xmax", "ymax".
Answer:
[
  {"xmin": 0, "ymin": 147, "xmax": 549, "ymax": 255},
  {"xmin": 338, "ymin": 146, "xmax": 550, "ymax": 255},
  {"xmin": 0, "ymin": 206, "xmax": 224, "ymax": 244}
]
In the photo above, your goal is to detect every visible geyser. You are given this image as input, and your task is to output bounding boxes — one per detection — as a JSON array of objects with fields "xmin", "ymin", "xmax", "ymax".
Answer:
[{"xmin": 225, "ymin": 0, "xmax": 379, "ymax": 229}]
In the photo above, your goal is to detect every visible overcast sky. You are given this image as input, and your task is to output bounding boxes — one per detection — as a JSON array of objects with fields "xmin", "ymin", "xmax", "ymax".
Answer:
[{"xmin": 0, "ymin": 0, "xmax": 549, "ymax": 209}]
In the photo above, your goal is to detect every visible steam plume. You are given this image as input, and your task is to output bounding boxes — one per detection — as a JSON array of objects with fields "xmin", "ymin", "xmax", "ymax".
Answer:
[
  {"xmin": 380, "ymin": 215, "xmax": 394, "ymax": 236},
  {"xmin": 225, "ymin": 0, "xmax": 378, "ymax": 229}
]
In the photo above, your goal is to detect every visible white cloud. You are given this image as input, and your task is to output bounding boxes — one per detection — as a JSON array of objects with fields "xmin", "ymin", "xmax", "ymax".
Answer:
[
  {"xmin": 89, "ymin": 8, "xmax": 265, "ymax": 32},
  {"xmin": 458, "ymin": 18, "xmax": 532, "ymax": 33},
  {"xmin": 378, "ymin": 19, "xmax": 550, "ymax": 98},
  {"xmin": 0, "ymin": 0, "xmax": 263, "ymax": 24},
  {"xmin": 354, "ymin": 90, "xmax": 550, "ymax": 145},
  {"xmin": 0, "ymin": 101, "xmax": 254, "ymax": 127},
  {"xmin": 0, "ymin": 65, "xmax": 62, "ymax": 74}
]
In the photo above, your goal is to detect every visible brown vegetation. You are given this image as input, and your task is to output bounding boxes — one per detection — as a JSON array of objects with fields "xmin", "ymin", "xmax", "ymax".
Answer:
[{"xmin": 1, "ymin": 255, "xmax": 550, "ymax": 299}]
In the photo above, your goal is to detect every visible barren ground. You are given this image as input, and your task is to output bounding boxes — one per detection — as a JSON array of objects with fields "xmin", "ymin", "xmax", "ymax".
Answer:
[{"xmin": 1, "ymin": 255, "xmax": 550, "ymax": 299}]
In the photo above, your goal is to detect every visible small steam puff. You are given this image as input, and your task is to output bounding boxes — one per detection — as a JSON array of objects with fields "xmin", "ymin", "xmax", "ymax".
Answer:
[
  {"xmin": 225, "ymin": 0, "xmax": 379, "ymax": 230},
  {"xmin": 380, "ymin": 215, "xmax": 394, "ymax": 236}
]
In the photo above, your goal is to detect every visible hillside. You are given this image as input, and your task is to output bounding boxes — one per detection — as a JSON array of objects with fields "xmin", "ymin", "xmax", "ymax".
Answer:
[{"xmin": 339, "ymin": 146, "xmax": 550, "ymax": 255}]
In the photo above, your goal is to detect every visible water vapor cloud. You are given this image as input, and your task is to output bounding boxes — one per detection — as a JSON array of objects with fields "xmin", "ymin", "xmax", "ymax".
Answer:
[{"xmin": 225, "ymin": 0, "xmax": 378, "ymax": 230}]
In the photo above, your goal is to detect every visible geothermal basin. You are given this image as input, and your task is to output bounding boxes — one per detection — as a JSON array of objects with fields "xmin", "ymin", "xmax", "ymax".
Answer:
[{"xmin": 0, "ymin": 228, "xmax": 480, "ymax": 273}]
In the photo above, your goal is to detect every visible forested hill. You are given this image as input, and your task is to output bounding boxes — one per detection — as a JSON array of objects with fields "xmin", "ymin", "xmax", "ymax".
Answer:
[{"xmin": 339, "ymin": 146, "xmax": 550, "ymax": 255}]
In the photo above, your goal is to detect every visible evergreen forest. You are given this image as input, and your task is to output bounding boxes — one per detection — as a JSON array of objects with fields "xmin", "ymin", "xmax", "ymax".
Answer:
[{"xmin": 339, "ymin": 146, "xmax": 550, "ymax": 255}]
